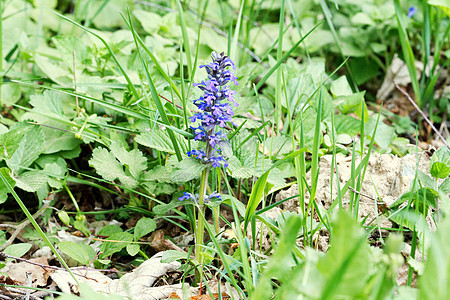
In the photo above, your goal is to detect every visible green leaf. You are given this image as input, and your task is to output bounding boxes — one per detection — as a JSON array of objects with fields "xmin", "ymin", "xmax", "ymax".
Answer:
[
  {"xmin": 98, "ymin": 225, "xmax": 123, "ymax": 236},
  {"xmin": 430, "ymin": 162, "xmax": 450, "ymax": 179},
  {"xmin": 429, "ymin": 146, "xmax": 450, "ymax": 179},
  {"xmin": 110, "ymin": 141, "xmax": 147, "ymax": 179},
  {"xmin": 170, "ymin": 157, "xmax": 207, "ymax": 183},
  {"xmin": 252, "ymin": 215, "xmax": 302, "ymax": 299},
  {"xmin": 100, "ymin": 232, "xmax": 133, "ymax": 258},
  {"xmin": 6, "ymin": 126, "xmax": 45, "ymax": 173},
  {"xmin": 0, "ymin": 168, "xmax": 15, "ymax": 204},
  {"xmin": 135, "ymin": 127, "xmax": 188, "ymax": 155},
  {"xmin": 244, "ymin": 170, "xmax": 271, "ymax": 230},
  {"xmin": 335, "ymin": 91, "xmax": 368, "ymax": 121},
  {"xmin": 14, "ymin": 170, "xmax": 49, "ymax": 192},
  {"xmin": 365, "ymin": 115, "xmax": 395, "ymax": 149},
  {"xmin": 161, "ymin": 250, "xmax": 188, "ymax": 263},
  {"xmin": 4, "ymin": 243, "xmax": 32, "ymax": 258},
  {"xmin": 419, "ymin": 215, "xmax": 450, "ymax": 299},
  {"xmin": 126, "ymin": 244, "xmax": 140, "ymax": 256},
  {"xmin": 0, "ymin": 129, "xmax": 25, "ymax": 161},
  {"xmin": 42, "ymin": 129, "xmax": 81, "ymax": 154},
  {"xmin": 134, "ymin": 217, "xmax": 156, "ymax": 241},
  {"xmin": 58, "ymin": 241, "xmax": 97, "ymax": 265},
  {"xmin": 440, "ymin": 177, "xmax": 450, "ymax": 194},
  {"xmin": 227, "ymin": 156, "xmax": 255, "ymax": 179},
  {"xmin": 318, "ymin": 211, "xmax": 370, "ymax": 298},
  {"xmin": 89, "ymin": 147, "xmax": 138, "ymax": 188}
]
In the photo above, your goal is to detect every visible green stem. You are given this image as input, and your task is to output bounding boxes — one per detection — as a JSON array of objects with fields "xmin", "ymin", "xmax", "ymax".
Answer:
[{"xmin": 194, "ymin": 166, "xmax": 210, "ymax": 285}]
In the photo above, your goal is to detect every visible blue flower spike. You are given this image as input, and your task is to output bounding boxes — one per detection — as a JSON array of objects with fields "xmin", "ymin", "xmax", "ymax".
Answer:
[
  {"xmin": 189, "ymin": 52, "xmax": 238, "ymax": 168},
  {"xmin": 179, "ymin": 52, "xmax": 238, "ymax": 202}
]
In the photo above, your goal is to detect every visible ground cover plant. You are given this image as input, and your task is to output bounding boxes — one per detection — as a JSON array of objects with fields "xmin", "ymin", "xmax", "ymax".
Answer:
[{"xmin": 0, "ymin": 0, "xmax": 449, "ymax": 299}]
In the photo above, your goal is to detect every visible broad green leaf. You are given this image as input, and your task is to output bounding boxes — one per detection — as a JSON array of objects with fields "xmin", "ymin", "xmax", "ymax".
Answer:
[
  {"xmin": 42, "ymin": 129, "xmax": 81, "ymax": 154},
  {"xmin": 58, "ymin": 241, "xmax": 97, "ymax": 265},
  {"xmin": 318, "ymin": 211, "xmax": 370, "ymax": 298},
  {"xmin": 98, "ymin": 225, "xmax": 123, "ymax": 236},
  {"xmin": 142, "ymin": 181, "xmax": 177, "ymax": 196},
  {"xmin": 135, "ymin": 128, "xmax": 188, "ymax": 154},
  {"xmin": 110, "ymin": 141, "xmax": 147, "ymax": 179},
  {"xmin": 365, "ymin": 116, "xmax": 395, "ymax": 149},
  {"xmin": 29, "ymin": 91, "xmax": 66, "ymax": 118},
  {"xmin": 126, "ymin": 244, "xmax": 140, "ymax": 256},
  {"xmin": 0, "ymin": 168, "xmax": 15, "ymax": 204},
  {"xmin": 6, "ymin": 126, "xmax": 45, "ymax": 173},
  {"xmin": 89, "ymin": 147, "xmax": 138, "ymax": 188},
  {"xmin": 14, "ymin": 170, "xmax": 49, "ymax": 192},
  {"xmin": 335, "ymin": 91, "xmax": 369, "ymax": 121},
  {"xmin": 429, "ymin": 146, "xmax": 450, "ymax": 179},
  {"xmin": 227, "ymin": 156, "xmax": 254, "ymax": 179},
  {"xmin": 0, "ymin": 129, "xmax": 25, "ymax": 161},
  {"xmin": 251, "ymin": 215, "xmax": 302, "ymax": 299},
  {"xmin": 330, "ymin": 76, "xmax": 353, "ymax": 96},
  {"xmin": 430, "ymin": 162, "xmax": 450, "ymax": 179},
  {"xmin": 153, "ymin": 199, "xmax": 183, "ymax": 215},
  {"xmin": 419, "ymin": 215, "xmax": 450, "ymax": 299},
  {"xmin": 440, "ymin": 177, "xmax": 450, "ymax": 194},
  {"xmin": 4, "ymin": 243, "xmax": 32, "ymax": 258},
  {"xmin": 170, "ymin": 157, "xmax": 206, "ymax": 183},
  {"xmin": 134, "ymin": 217, "xmax": 156, "ymax": 241},
  {"xmin": 142, "ymin": 165, "xmax": 171, "ymax": 183},
  {"xmin": 161, "ymin": 250, "xmax": 188, "ymax": 263},
  {"xmin": 100, "ymin": 232, "xmax": 133, "ymax": 258}
]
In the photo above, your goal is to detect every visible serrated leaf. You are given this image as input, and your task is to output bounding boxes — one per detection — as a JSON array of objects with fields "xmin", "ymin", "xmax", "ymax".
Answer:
[
  {"xmin": 110, "ymin": 141, "xmax": 147, "ymax": 178},
  {"xmin": 89, "ymin": 147, "xmax": 138, "ymax": 188},
  {"xmin": 134, "ymin": 217, "xmax": 156, "ymax": 241},
  {"xmin": 6, "ymin": 126, "xmax": 45, "ymax": 173},
  {"xmin": 58, "ymin": 241, "xmax": 97, "ymax": 265},
  {"xmin": 4, "ymin": 243, "xmax": 32, "ymax": 258},
  {"xmin": 170, "ymin": 157, "xmax": 206, "ymax": 182},
  {"xmin": 100, "ymin": 232, "xmax": 133, "ymax": 258}
]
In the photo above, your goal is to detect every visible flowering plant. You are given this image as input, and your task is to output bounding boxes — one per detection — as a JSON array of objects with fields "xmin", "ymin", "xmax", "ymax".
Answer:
[
  {"xmin": 188, "ymin": 52, "xmax": 238, "ymax": 168},
  {"xmin": 179, "ymin": 52, "xmax": 238, "ymax": 203},
  {"xmin": 179, "ymin": 52, "xmax": 238, "ymax": 282}
]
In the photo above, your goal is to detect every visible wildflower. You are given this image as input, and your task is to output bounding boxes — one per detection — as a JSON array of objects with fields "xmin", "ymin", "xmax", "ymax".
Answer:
[
  {"xmin": 408, "ymin": 6, "xmax": 417, "ymax": 18},
  {"xmin": 189, "ymin": 52, "xmax": 238, "ymax": 168},
  {"xmin": 178, "ymin": 191, "xmax": 222, "ymax": 203}
]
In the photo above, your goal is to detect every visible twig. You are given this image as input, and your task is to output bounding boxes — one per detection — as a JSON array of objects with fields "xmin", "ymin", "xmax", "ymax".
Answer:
[
  {"xmin": 348, "ymin": 186, "xmax": 378, "ymax": 202},
  {"xmin": 0, "ymin": 252, "xmax": 118, "ymax": 275},
  {"xmin": 0, "ymin": 201, "xmax": 50, "ymax": 251},
  {"xmin": 394, "ymin": 82, "xmax": 449, "ymax": 148}
]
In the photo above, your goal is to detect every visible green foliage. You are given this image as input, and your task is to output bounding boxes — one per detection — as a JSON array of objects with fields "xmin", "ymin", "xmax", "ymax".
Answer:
[{"xmin": 58, "ymin": 242, "xmax": 97, "ymax": 266}]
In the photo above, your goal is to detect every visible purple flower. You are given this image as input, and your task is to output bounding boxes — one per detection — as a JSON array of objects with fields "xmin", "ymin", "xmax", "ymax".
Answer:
[
  {"xmin": 179, "ymin": 192, "xmax": 196, "ymax": 201},
  {"xmin": 178, "ymin": 191, "xmax": 222, "ymax": 203},
  {"xmin": 188, "ymin": 52, "xmax": 238, "ymax": 168},
  {"xmin": 408, "ymin": 6, "xmax": 417, "ymax": 18}
]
